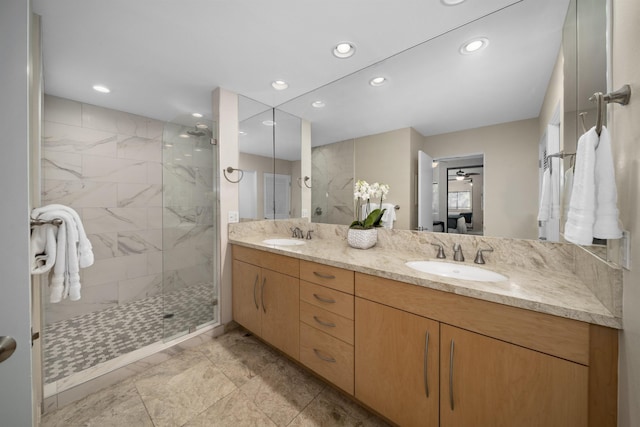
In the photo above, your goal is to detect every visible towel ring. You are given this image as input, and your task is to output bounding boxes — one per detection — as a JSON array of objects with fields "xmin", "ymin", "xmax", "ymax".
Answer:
[
  {"xmin": 297, "ymin": 176, "xmax": 312, "ymax": 188},
  {"xmin": 223, "ymin": 166, "xmax": 244, "ymax": 183}
]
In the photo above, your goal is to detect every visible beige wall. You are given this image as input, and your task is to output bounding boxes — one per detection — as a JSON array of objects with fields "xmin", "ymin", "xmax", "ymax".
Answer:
[
  {"xmin": 613, "ymin": 0, "xmax": 640, "ymax": 424},
  {"xmin": 239, "ymin": 152, "xmax": 294, "ymax": 220},
  {"xmin": 539, "ymin": 49, "xmax": 564, "ymax": 139},
  {"xmin": 354, "ymin": 128, "xmax": 412, "ymax": 230},
  {"xmin": 423, "ymin": 118, "xmax": 540, "ymax": 239},
  {"xmin": 213, "ymin": 88, "xmax": 238, "ymax": 326}
]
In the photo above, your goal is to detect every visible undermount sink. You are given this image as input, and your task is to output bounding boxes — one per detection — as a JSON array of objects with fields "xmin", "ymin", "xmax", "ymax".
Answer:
[
  {"xmin": 405, "ymin": 260, "xmax": 507, "ymax": 282},
  {"xmin": 262, "ymin": 238, "xmax": 306, "ymax": 246}
]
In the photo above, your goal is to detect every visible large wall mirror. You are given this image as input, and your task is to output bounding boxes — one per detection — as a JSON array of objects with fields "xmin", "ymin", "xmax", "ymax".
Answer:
[
  {"xmin": 241, "ymin": 0, "xmax": 613, "ymax": 263},
  {"xmin": 237, "ymin": 96, "xmax": 303, "ymax": 221}
]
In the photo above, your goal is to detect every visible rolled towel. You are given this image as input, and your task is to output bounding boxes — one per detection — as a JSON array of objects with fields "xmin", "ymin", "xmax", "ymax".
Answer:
[{"xmin": 30, "ymin": 223, "xmax": 57, "ymax": 274}]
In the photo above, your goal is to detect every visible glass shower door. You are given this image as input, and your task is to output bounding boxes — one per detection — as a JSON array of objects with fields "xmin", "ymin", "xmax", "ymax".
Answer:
[{"xmin": 161, "ymin": 117, "xmax": 218, "ymax": 339}]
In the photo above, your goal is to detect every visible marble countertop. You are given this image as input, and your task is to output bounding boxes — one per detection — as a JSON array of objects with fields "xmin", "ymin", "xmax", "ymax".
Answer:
[{"xmin": 229, "ymin": 233, "xmax": 621, "ymax": 329}]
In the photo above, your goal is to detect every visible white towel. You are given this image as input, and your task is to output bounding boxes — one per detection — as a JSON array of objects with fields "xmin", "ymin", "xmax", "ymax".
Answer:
[
  {"xmin": 565, "ymin": 128, "xmax": 598, "ymax": 244},
  {"xmin": 565, "ymin": 126, "xmax": 621, "ymax": 245},
  {"xmin": 593, "ymin": 127, "xmax": 622, "ymax": 239},
  {"xmin": 562, "ymin": 166, "xmax": 574, "ymax": 219},
  {"xmin": 31, "ymin": 205, "xmax": 93, "ymax": 302},
  {"xmin": 380, "ymin": 203, "xmax": 397, "ymax": 229},
  {"xmin": 537, "ymin": 169, "xmax": 552, "ymax": 221},
  {"xmin": 30, "ymin": 224, "xmax": 58, "ymax": 274},
  {"xmin": 33, "ymin": 204, "xmax": 94, "ymax": 268}
]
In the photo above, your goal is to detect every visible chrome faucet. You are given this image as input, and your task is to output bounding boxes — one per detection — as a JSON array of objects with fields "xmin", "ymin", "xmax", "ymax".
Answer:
[
  {"xmin": 431, "ymin": 243, "xmax": 446, "ymax": 259},
  {"xmin": 452, "ymin": 243, "xmax": 464, "ymax": 262},
  {"xmin": 306, "ymin": 230, "xmax": 314, "ymax": 240},
  {"xmin": 474, "ymin": 247, "xmax": 494, "ymax": 264},
  {"xmin": 290, "ymin": 227, "xmax": 303, "ymax": 239}
]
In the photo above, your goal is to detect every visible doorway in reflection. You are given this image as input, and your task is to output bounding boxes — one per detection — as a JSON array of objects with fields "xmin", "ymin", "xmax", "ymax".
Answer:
[{"xmin": 432, "ymin": 155, "xmax": 484, "ymax": 235}]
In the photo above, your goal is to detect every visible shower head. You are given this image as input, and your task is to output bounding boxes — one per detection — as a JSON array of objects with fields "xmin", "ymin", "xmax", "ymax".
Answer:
[
  {"xmin": 186, "ymin": 123, "xmax": 210, "ymax": 137},
  {"xmin": 187, "ymin": 129, "xmax": 207, "ymax": 137}
]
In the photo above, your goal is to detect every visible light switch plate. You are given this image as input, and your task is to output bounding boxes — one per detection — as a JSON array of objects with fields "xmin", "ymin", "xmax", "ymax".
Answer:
[
  {"xmin": 301, "ymin": 209, "xmax": 309, "ymax": 218},
  {"xmin": 228, "ymin": 211, "xmax": 239, "ymax": 223}
]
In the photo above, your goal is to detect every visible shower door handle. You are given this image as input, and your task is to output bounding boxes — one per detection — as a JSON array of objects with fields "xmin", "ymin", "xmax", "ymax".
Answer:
[{"xmin": 0, "ymin": 336, "xmax": 17, "ymax": 364}]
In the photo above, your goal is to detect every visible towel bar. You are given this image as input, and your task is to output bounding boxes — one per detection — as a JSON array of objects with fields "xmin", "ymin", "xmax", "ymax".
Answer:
[{"xmin": 30, "ymin": 218, "xmax": 63, "ymax": 227}]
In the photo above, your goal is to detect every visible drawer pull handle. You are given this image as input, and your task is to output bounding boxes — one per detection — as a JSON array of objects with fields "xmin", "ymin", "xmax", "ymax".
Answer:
[
  {"xmin": 252, "ymin": 275, "xmax": 259, "ymax": 310},
  {"xmin": 313, "ymin": 271, "xmax": 336, "ymax": 280},
  {"xmin": 313, "ymin": 348, "xmax": 336, "ymax": 363},
  {"xmin": 449, "ymin": 339, "xmax": 455, "ymax": 411},
  {"xmin": 313, "ymin": 294, "xmax": 336, "ymax": 304},
  {"xmin": 313, "ymin": 316, "xmax": 336, "ymax": 328},
  {"xmin": 261, "ymin": 277, "xmax": 267, "ymax": 314},
  {"xmin": 424, "ymin": 330, "xmax": 430, "ymax": 398}
]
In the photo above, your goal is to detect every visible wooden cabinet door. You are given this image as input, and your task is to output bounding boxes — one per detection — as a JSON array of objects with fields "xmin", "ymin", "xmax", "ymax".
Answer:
[
  {"xmin": 232, "ymin": 260, "xmax": 262, "ymax": 336},
  {"xmin": 355, "ymin": 298, "xmax": 439, "ymax": 427},
  {"xmin": 440, "ymin": 324, "xmax": 588, "ymax": 427},
  {"xmin": 261, "ymin": 268, "xmax": 300, "ymax": 360}
]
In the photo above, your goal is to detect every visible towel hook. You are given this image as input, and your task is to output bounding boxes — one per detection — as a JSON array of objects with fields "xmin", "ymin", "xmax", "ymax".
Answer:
[
  {"xmin": 589, "ymin": 84, "xmax": 632, "ymax": 137},
  {"xmin": 297, "ymin": 176, "xmax": 312, "ymax": 188},
  {"xmin": 223, "ymin": 166, "xmax": 244, "ymax": 183}
]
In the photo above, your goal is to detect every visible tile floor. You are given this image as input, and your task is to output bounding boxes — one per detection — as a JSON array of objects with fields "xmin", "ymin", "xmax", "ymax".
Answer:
[
  {"xmin": 44, "ymin": 283, "xmax": 217, "ymax": 383},
  {"xmin": 41, "ymin": 328, "xmax": 390, "ymax": 427}
]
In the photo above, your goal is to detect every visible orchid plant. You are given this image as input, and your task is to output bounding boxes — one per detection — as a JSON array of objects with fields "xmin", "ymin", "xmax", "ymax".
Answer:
[{"xmin": 350, "ymin": 180, "xmax": 390, "ymax": 229}]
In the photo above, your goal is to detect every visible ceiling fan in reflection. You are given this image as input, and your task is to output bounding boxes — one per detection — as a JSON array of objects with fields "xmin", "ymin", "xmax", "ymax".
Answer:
[{"xmin": 449, "ymin": 169, "xmax": 480, "ymax": 181}]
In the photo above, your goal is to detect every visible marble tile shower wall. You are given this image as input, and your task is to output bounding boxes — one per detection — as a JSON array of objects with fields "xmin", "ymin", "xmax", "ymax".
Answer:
[
  {"xmin": 42, "ymin": 95, "xmax": 163, "ymax": 323},
  {"xmin": 41, "ymin": 95, "xmax": 214, "ymax": 324},
  {"xmin": 311, "ymin": 139, "xmax": 354, "ymax": 225}
]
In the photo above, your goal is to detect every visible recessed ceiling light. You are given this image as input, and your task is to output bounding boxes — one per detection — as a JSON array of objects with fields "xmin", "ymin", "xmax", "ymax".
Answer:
[
  {"xmin": 184, "ymin": 153, "xmax": 192, "ymax": 157},
  {"xmin": 271, "ymin": 80, "xmax": 289, "ymax": 90},
  {"xmin": 164, "ymin": 143, "xmax": 174, "ymax": 147},
  {"xmin": 239, "ymin": 131, "xmax": 247, "ymax": 136},
  {"xmin": 333, "ymin": 42, "xmax": 356, "ymax": 59},
  {"xmin": 192, "ymin": 113, "xmax": 203, "ymax": 118},
  {"xmin": 262, "ymin": 120, "xmax": 276, "ymax": 126},
  {"xmin": 179, "ymin": 134, "xmax": 190, "ymax": 138},
  {"xmin": 369, "ymin": 77, "xmax": 387, "ymax": 87},
  {"xmin": 312, "ymin": 101, "xmax": 325, "ymax": 108},
  {"xmin": 460, "ymin": 37, "xmax": 489, "ymax": 55},
  {"xmin": 195, "ymin": 123, "xmax": 208, "ymax": 129},
  {"xmin": 92, "ymin": 84, "xmax": 110, "ymax": 93},
  {"xmin": 441, "ymin": 0, "xmax": 466, "ymax": 5}
]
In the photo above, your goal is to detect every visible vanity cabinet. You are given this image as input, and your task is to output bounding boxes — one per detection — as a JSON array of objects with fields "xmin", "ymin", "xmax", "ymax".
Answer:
[
  {"xmin": 232, "ymin": 246, "xmax": 300, "ymax": 360},
  {"xmin": 230, "ymin": 245, "xmax": 617, "ymax": 426},
  {"xmin": 439, "ymin": 324, "xmax": 588, "ymax": 427},
  {"xmin": 298, "ymin": 260, "xmax": 355, "ymax": 394},
  {"xmin": 355, "ymin": 298, "xmax": 439, "ymax": 427},
  {"xmin": 355, "ymin": 272, "xmax": 617, "ymax": 427}
]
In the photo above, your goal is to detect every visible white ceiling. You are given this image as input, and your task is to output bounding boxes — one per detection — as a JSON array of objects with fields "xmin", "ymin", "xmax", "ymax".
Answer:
[{"xmin": 33, "ymin": 0, "xmax": 570, "ymax": 159}]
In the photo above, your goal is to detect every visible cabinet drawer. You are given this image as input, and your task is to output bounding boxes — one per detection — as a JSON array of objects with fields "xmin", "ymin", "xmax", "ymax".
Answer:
[
  {"xmin": 300, "ymin": 323, "xmax": 354, "ymax": 395},
  {"xmin": 233, "ymin": 245, "xmax": 299, "ymax": 278},
  {"xmin": 300, "ymin": 260, "xmax": 354, "ymax": 294},
  {"xmin": 300, "ymin": 280, "xmax": 354, "ymax": 320},
  {"xmin": 300, "ymin": 301, "xmax": 354, "ymax": 345}
]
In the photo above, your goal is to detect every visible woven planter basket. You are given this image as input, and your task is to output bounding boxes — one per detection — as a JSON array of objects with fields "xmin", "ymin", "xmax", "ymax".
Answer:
[{"xmin": 347, "ymin": 228, "xmax": 378, "ymax": 249}]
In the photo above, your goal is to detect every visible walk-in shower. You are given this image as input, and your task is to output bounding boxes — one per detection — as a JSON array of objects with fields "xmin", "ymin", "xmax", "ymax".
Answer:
[{"xmin": 40, "ymin": 98, "xmax": 219, "ymax": 386}]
